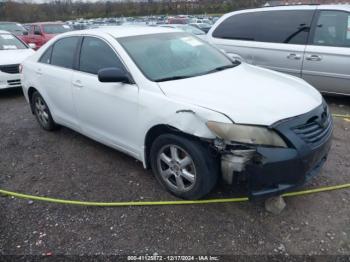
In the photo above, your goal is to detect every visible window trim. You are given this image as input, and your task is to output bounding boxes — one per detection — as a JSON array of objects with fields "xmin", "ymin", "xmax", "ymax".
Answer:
[{"xmin": 308, "ymin": 9, "xmax": 350, "ymax": 48}]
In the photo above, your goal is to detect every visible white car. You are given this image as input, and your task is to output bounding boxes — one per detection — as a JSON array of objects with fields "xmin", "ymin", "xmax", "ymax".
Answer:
[
  {"xmin": 0, "ymin": 30, "xmax": 34, "ymax": 90},
  {"xmin": 21, "ymin": 27, "xmax": 333, "ymax": 199}
]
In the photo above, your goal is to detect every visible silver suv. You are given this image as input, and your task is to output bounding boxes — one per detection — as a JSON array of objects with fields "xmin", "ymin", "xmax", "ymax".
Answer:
[{"xmin": 208, "ymin": 5, "xmax": 350, "ymax": 96}]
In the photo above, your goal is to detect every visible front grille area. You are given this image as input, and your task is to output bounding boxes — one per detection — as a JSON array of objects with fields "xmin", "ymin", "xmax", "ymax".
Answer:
[
  {"xmin": 293, "ymin": 108, "xmax": 333, "ymax": 146},
  {"xmin": 7, "ymin": 79, "xmax": 21, "ymax": 86},
  {"xmin": 0, "ymin": 64, "xmax": 20, "ymax": 74}
]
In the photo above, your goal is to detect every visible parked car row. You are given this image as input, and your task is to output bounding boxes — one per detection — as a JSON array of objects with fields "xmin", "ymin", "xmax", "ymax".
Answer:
[
  {"xmin": 66, "ymin": 14, "xmax": 219, "ymax": 30},
  {"xmin": 0, "ymin": 21, "xmax": 72, "ymax": 50},
  {"xmin": 0, "ymin": 15, "xmax": 214, "ymax": 51}
]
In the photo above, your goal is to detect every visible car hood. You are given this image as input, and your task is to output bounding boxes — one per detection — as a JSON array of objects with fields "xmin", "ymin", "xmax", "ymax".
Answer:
[
  {"xmin": 196, "ymin": 34, "xmax": 208, "ymax": 41},
  {"xmin": 158, "ymin": 64, "xmax": 322, "ymax": 126},
  {"xmin": 0, "ymin": 49, "xmax": 34, "ymax": 65}
]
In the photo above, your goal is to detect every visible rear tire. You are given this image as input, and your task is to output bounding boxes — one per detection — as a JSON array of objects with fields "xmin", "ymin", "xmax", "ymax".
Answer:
[
  {"xmin": 32, "ymin": 91, "xmax": 58, "ymax": 131},
  {"xmin": 150, "ymin": 134, "xmax": 218, "ymax": 200}
]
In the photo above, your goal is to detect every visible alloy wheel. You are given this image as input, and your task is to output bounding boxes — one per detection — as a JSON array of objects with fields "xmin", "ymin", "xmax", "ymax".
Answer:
[
  {"xmin": 157, "ymin": 144, "xmax": 196, "ymax": 192},
  {"xmin": 34, "ymin": 96, "xmax": 49, "ymax": 127}
]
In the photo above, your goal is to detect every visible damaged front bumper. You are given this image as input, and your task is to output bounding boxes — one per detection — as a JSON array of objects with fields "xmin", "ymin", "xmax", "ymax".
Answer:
[{"xmin": 220, "ymin": 103, "xmax": 333, "ymax": 199}]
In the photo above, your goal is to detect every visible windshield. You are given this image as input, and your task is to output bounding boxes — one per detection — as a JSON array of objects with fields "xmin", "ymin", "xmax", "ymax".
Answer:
[
  {"xmin": 0, "ymin": 23, "xmax": 27, "ymax": 35},
  {"xmin": 118, "ymin": 33, "xmax": 237, "ymax": 82},
  {"xmin": 43, "ymin": 24, "xmax": 71, "ymax": 34},
  {"xmin": 0, "ymin": 33, "xmax": 27, "ymax": 50}
]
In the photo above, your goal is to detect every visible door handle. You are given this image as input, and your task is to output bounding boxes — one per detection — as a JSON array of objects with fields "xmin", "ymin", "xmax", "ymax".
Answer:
[
  {"xmin": 306, "ymin": 54, "xmax": 322, "ymax": 61},
  {"xmin": 286, "ymin": 53, "xmax": 301, "ymax": 60},
  {"xmin": 73, "ymin": 80, "xmax": 83, "ymax": 88}
]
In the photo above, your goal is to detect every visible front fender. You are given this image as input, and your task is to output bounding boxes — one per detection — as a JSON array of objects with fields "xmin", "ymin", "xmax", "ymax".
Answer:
[{"xmin": 139, "ymin": 90, "xmax": 233, "ymax": 166}]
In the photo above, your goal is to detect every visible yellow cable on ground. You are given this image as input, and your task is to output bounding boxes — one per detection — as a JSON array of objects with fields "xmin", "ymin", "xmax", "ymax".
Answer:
[
  {"xmin": 0, "ymin": 113, "xmax": 348, "ymax": 206},
  {"xmin": 1, "ymin": 183, "xmax": 350, "ymax": 207}
]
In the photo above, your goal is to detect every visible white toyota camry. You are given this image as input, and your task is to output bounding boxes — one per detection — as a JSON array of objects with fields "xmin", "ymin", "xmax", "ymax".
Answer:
[
  {"xmin": 0, "ymin": 30, "xmax": 34, "ymax": 90},
  {"xmin": 21, "ymin": 27, "xmax": 333, "ymax": 199}
]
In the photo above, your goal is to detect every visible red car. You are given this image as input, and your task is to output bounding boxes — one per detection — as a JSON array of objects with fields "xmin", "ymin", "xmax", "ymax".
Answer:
[{"xmin": 22, "ymin": 22, "xmax": 71, "ymax": 49}]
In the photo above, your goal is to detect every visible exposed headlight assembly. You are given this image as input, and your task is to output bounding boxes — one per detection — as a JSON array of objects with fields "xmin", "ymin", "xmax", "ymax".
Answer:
[{"xmin": 206, "ymin": 121, "xmax": 287, "ymax": 148}]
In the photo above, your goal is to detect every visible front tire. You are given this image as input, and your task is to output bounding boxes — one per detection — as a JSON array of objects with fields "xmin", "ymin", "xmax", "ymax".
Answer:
[
  {"xmin": 150, "ymin": 134, "xmax": 218, "ymax": 199},
  {"xmin": 32, "ymin": 91, "xmax": 58, "ymax": 131}
]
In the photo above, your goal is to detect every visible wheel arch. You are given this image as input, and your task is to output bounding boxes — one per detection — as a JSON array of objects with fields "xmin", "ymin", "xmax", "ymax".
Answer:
[
  {"xmin": 143, "ymin": 124, "xmax": 209, "ymax": 169},
  {"xmin": 28, "ymin": 86, "xmax": 38, "ymax": 114}
]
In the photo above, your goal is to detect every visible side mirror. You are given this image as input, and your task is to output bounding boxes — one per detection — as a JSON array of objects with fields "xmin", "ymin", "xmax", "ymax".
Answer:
[
  {"xmin": 23, "ymin": 31, "xmax": 28, "ymax": 36},
  {"xmin": 98, "ymin": 67, "xmax": 132, "ymax": 83},
  {"xmin": 28, "ymin": 43, "xmax": 36, "ymax": 49},
  {"xmin": 34, "ymin": 31, "xmax": 42, "ymax": 36}
]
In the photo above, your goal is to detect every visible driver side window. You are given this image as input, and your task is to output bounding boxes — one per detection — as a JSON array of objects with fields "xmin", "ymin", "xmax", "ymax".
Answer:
[{"xmin": 79, "ymin": 36, "xmax": 124, "ymax": 75}]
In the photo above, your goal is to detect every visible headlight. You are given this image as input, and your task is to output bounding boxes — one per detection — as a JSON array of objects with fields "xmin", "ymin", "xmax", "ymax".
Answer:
[{"xmin": 206, "ymin": 121, "xmax": 287, "ymax": 148}]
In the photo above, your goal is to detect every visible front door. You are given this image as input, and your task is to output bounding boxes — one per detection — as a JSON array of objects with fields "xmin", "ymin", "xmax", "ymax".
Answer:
[{"xmin": 72, "ymin": 36, "xmax": 139, "ymax": 155}]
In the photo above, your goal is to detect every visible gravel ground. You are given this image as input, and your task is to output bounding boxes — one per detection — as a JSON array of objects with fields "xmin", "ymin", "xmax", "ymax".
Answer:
[{"xmin": 0, "ymin": 88, "xmax": 349, "ymax": 258}]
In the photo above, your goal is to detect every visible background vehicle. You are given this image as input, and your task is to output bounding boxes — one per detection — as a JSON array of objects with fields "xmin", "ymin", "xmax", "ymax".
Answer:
[
  {"xmin": 208, "ymin": 5, "xmax": 350, "ymax": 96},
  {"xmin": 0, "ymin": 30, "xmax": 34, "ymax": 90},
  {"xmin": 21, "ymin": 27, "xmax": 331, "ymax": 200},
  {"xmin": 0, "ymin": 22, "xmax": 28, "ymax": 41},
  {"xmin": 168, "ymin": 16, "xmax": 189, "ymax": 24},
  {"xmin": 190, "ymin": 22, "xmax": 212, "ymax": 33},
  {"xmin": 22, "ymin": 22, "xmax": 72, "ymax": 49},
  {"xmin": 158, "ymin": 24, "xmax": 207, "ymax": 41}
]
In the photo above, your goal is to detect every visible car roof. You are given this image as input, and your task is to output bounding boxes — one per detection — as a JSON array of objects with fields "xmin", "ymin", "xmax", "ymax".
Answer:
[
  {"xmin": 62, "ymin": 26, "xmax": 182, "ymax": 38},
  {"xmin": 216, "ymin": 4, "xmax": 350, "ymax": 24},
  {"xmin": 232, "ymin": 4, "xmax": 350, "ymax": 13}
]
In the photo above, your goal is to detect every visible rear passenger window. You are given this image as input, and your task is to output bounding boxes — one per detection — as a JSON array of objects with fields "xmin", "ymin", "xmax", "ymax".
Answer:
[
  {"xmin": 312, "ymin": 11, "xmax": 350, "ymax": 47},
  {"xmin": 39, "ymin": 46, "xmax": 52, "ymax": 64},
  {"xmin": 213, "ymin": 10, "xmax": 313, "ymax": 45},
  {"xmin": 79, "ymin": 37, "xmax": 124, "ymax": 75},
  {"xmin": 51, "ymin": 37, "xmax": 79, "ymax": 69}
]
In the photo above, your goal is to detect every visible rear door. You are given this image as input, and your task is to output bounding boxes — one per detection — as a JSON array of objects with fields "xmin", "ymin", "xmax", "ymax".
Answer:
[
  {"xmin": 210, "ymin": 8, "xmax": 316, "ymax": 77},
  {"xmin": 37, "ymin": 36, "xmax": 81, "ymax": 129},
  {"xmin": 302, "ymin": 9, "xmax": 350, "ymax": 95}
]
